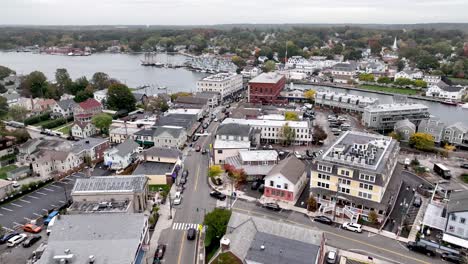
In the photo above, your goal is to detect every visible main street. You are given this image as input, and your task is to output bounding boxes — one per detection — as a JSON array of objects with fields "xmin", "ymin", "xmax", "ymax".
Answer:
[{"xmin": 158, "ymin": 117, "xmax": 220, "ymax": 264}]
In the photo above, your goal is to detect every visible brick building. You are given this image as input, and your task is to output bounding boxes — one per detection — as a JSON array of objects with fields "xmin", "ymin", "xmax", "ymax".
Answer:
[{"xmin": 248, "ymin": 72, "xmax": 286, "ymax": 105}]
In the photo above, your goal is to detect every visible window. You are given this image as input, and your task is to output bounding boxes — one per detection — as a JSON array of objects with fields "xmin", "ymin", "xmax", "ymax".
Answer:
[
  {"xmin": 317, "ymin": 164, "xmax": 332, "ymax": 173},
  {"xmin": 451, "ymin": 215, "xmax": 457, "ymax": 221},
  {"xmin": 359, "ymin": 183, "xmax": 374, "ymax": 191},
  {"xmin": 217, "ymin": 150, "xmax": 223, "ymax": 154},
  {"xmin": 461, "ymin": 218, "xmax": 466, "ymax": 224},
  {"xmin": 270, "ymin": 180, "xmax": 274, "ymax": 187},
  {"xmin": 317, "ymin": 182, "xmax": 330, "ymax": 189},
  {"xmin": 448, "ymin": 225, "xmax": 455, "ymax": 232},
  {"xmin": 284, "ymin": 183, "xmax": 288, "ymax": 190},
  {"xmin": 339, "ymin": 187, "xmax": 350, "ymax": 194},
  {"xmin": 318, "ymin": 173, "xmax": 330, "ymax": 180},
  {"xmin": 359, "ymin": 173, "xmax": 375, "ymax": 183},
  {"xmin": 338, "ymin": 178, "xmax": 351, "ymax": 185},
  {"xmin": 358, "ymin": 191, "xmax": 372, "ymax": 200},
  {"xmin": 340, "ymin": 170, "xmax": 350, "ymax": 176}
]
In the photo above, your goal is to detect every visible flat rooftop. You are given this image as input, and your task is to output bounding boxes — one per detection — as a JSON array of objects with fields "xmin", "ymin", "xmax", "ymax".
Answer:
[
  {"xmin": 132, "ymin": 162, "xmax": 176, "ymax": 175},
  {"xmin": 72, "ymin": 175, "xmax": 147, "ymax": 194},
  {"xmin": 249, "ymin": 72, "xmax": 284, "ymax": 84},
  {"xmin": 68, "ymin": 200, "xmax": 131, "ymax": 214},
  {"xmin": 364, "ymin": 103, "xmax": 429, "ymax": 113},
  {"xmin": 321, "ymin": 131, "xmax": 397, "ymax": 173},
  {"xmin": 239, "ymin": 150, "xmax": 278, "ymax": 162},
  {"xmin": 316, "ymin": 89, "xmax": 378, "ymax": 103},
  {"xmin": 214, "ymin": 139, "xmax": 251, "ymax": 149},
  {"xmin": 222, "ymin": 118, "xmax": 309, "ymax": 128},
  {"xmin": 110, "ymin": 127, "xmax": 141, "ymax": 135},
  {"xmin": 200, "ymin": 72, "xmax": 239, "ymax": 82}
]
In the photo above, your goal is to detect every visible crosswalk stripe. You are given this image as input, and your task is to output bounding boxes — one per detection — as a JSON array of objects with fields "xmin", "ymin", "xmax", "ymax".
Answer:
[{"xmin": 172, "ymin": 222, "xmax": 200, "ymax": 230}]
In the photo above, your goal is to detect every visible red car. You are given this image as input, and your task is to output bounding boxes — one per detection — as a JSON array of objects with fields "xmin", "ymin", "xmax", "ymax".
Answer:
[{"xmin": 23, "ymin": 224, "xmax": 42, "ymax": 233}]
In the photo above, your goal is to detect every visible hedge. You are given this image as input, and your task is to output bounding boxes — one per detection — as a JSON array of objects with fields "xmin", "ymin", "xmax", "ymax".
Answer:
[
  {"xmin": 41, "ymin": 118, "xmax": 67, "ymax": 129},
  {"xmin": 24, "ymin": 111, "xmax": 51, "ymax": 125}
]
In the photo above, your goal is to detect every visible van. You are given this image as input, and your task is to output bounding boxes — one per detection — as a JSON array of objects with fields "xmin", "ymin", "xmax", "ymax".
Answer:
[
  {"xmin": 44, "ymin": 211, "xmax": 59, "ymax": 225},
  {"xmin": 433, "ymin": 163, "xmax": 451, "ymax": 179},
  {"xmin": 46, "ymin": 215, "xmax": 57, "ymax": 235}
]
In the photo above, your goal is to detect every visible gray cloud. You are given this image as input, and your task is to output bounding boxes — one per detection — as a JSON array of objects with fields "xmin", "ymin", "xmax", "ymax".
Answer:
[{"xmin": 1, "ymin": 0, "xmax": 467, "ymax": 25}]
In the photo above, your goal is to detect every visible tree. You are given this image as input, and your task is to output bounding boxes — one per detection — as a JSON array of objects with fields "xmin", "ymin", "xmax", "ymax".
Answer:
[
  {"xmin": 262, "ymin": 60, "xmax": 276, "ymax": 72},
  {"xmin": 307, "ymin": 196, "xmax": 317, "ymax": 212},
  {"xmin": 0, "ymin": 83, "xmax": 7, "ymax": 93},
  {"xmin": 358, "ymin": 73, "xmax": 375, "ymax": 82},
  {"xmin": 278, "ymin": 123, "xmax": 296, "ymax": 146},
  {"xmin": 231, "ymin": 56, "xmax": 246, "ymax": 69},
  {"xmin": 9, "ymin": 105, "xmax": 28, "ymax": 122},
  {"xmin": 55, "ymin": 68, "xmax": 72, "ymax": 94},
  {"xmin": 44, "ymin": 83, "xmax": 62, "ymax": 100},
  {"xmin": 389, "ymin": 131, "xmax": 403, "ymax": 141},
  {"xmin": 409, "ymin": 133, "xmax": 435, "ymax": 151},
  {"xmin": 107, "ymin": 83, "xmax": 136, "ymax": 112},
  {"xmin": 69, "ymin": 76, "xmax": 89, "ymax": 95},
  {"xmin": 8, "ymin": 128, "xmax": 30, "ymax": 143},
  {"xmin": 74, "ymin": 85, "xmax": 94, "ymax": 103},
  {"xmin": 416, "ymin": 55, "xmax": 440, "ymax": 70},
  {"xmin": 368, "ymin": 211, "xmax": 379, "ymax": 225},
  {"xmin": 0, "ymin": 65, "xmax": 15, "ymax": 80},
  {"xmin": 203, "ymin": 208, "xmax": 232, "ymax": 248},
  {"xmin": 145, "ymin": 96, "xmax": 169, "ymax": 113},
  {"xmin": 413, "ymin": 80, "xmax": 428, "ymax": 88},
  {"xmin": 91, "ymin": 72, "xmax": 110, "ymax": 90},
  {"xmin": 284, "ymin": 111, "xmax": 299, "ymax": 121},
  {"xmin": 397, "ymin": 60, "xmax": 405, "ymax": 72},
  {"xmin": 304, "ymin": 89, "xmax": 316, "ymax": 102},
  {"xmin": 170, "ymin": 92, "xmax": 192, "ymax": 102},
  {"xmin": 394, "ymin": 78, "xmax": 414, "ymax": 87},
  {"xmin": 208, "ymin": 165, "xmax": 223, "ymax": 178},
  {"xmin": 91, "ymin": 113, "xmax": 112, "ymax": 135},
  {"xmin": 313, "ymin": 125, "xmax": 327, "ymax": 142},
  {"xmin": 377, "ymin": 76, "xmax": 392, "ymax": 84},
  {"xmin": 0, "ymin": 96, "xmax": 8, "ymax": 117},
  {"xmin": 20, "ymin": 71, "xmax": 48, "ymax": 98}
]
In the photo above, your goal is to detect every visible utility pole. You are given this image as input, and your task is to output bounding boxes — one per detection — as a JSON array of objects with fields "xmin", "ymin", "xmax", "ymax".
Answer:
[
  {"xmin": 168, "ymin": 192, "xmax": 173, "ymax": 220},
  {"xmin": 333, "ymin": 182, "xmax": 341, "ymax": 222}
]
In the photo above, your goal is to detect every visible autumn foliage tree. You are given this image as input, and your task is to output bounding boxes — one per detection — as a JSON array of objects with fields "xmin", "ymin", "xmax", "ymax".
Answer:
[
  {"xmin": 409, "ymin": 132, "xmax": 435, "ymax": 151},
  {"xmin": 223, "ymin": 164, "xmax": 247, "ymax": 189}
]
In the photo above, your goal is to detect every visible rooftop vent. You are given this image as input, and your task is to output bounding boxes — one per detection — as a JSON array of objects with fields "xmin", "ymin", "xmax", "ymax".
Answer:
[
  {"xmin": 260, "ymin": 245, "xmax": 265, "ymax": 250},
  {"xmin": 89, "ymin": 255, "xmax": 96, "ymax": 264}
]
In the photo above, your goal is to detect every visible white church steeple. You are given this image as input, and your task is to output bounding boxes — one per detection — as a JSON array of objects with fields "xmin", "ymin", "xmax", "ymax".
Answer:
[{"xmin": 392, "ymin": 37, "xmax": 398, "ymax": 51}]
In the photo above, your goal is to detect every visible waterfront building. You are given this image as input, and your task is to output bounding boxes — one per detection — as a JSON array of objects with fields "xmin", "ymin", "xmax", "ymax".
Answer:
[
  {"xmin": 222, "ymin": 118, "xmax": 311, "ymax": 145},
  {"xmin": 310, "ymin": 131, "xmax": 400, "ymax": 220},
  {"xmin": 73, "ymin": 98, "xmax": 103, "ymax": 122},
  {"xmin": 393, "ymin": 119, "xmax": 415, "ymax": 142},
  {"xmin": 331, "ymin": 62, "xmax": 357, "ymax": 84},
  {"xmin": 196, "ymin": 72, "xmax": 243, "ymax": 99},
  {"xmin": 315, "ymin": 90, "xmax": 378, "ymax": 112},
  {"xmin": 423, "ymin": 75, "xmax": 442, "ymax": 85},
  {"xmin": 426, "ymin": 81, "xmax": 466, "ymax": 100},
  {"xmin": 418, "ymin": 118, "xmax": 445, "ymax": 143},
  {"xmin": 362, "ymin": 103, "xmax": 430, "ymax": 131},
  {"xmin": 395, "ymin": 69, "xmax": 423, "ymax": 80},
  {"xmin": 248, "ymin": 72, "xmax": 287, "ymax": 105}
]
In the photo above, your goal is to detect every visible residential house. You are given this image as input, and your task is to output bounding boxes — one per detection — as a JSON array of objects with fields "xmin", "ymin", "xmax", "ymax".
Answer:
[
  {"xmin": 225, "ymin": 150, "xmax": 278, "ymax": 180},
  {"xmin": 279, "ymin": 89, "xmax": 306, "ymax": 103},
  {"xmin": 443, "ymin": 191, "xmax": 468, "ymax": 249},
  {"xmin": 418, "ymin": 118, "xmax": 445, "ymax": 143},
  {"xmin": 240, "ymin": 66, "xmax": 261, "ymax": 78},
  {"xmin": 220, "ymin": 212, "xmax": 326, "ymax": 264},
  {"xmin": 71, "ymin": 121, "xmax": 98, "ymax": 138},
  {"xmin": 37, "ymin": 213, "xmax": 149, "ymax": 264},
  {"xmin": 423, "ymin": 75, "xmax": 442, "ymax": 85},
  {"xmin": 3, "ymin": 93, "xmax": 20, "ymax": 106},
  {"xmin": 331, "ymin": 62, "xmax": 357, "ymax": 84},
  {"xmin": 51, "ymin": 99, "xmax": 76, "ymax": 118},
  {"xmin": 93, "ymin": 89, "xmax": 107, "ymax": 103},
  {"xmin": 17, "ymin": 138, "xmax": 70, "ymax": 165},
  {"xmin": 395, "ymin": 69, "xmax": 423, "ymax": 80},
  {"xmin": 443, "ymin": 122, "xmax": 468, "ymax": 148},
  {"xmin": 214, "ymin": 123, "xmax": 256, "ymax": 164},
  {"xmin": 71, "ymin": 137, "xmax": 109, "ymax": 162},
  {"xmin": 32, "ymin": 98, "xmax": 56, "ymax": 114},
  {"xmin": 136, "ymin": 147, "xmax": 182, "ymax": 185},
  {"xmin": 109, "ymin": 127, "xmax": 141, "ymax": 144},
  {"xmin": 263, "ymin": 156, "xmax": 307, "ymax": 203},
  {"xmin": 393, "ymin": 119, "xmax": 416, "ymax": 142},
  {"xmin": 0, "ymin": 136, "xmax": 15, "ymax": 158},
  {"xmin": 32, "ymin": 150, "xmax": 81, "ymax": 177},
  {"xmin": 73, "ymin": 98, "xmax": 103, "ymax": 122},
  {"xmin": 104, "ymin": 139, "xmax": 140, "ymax": 170},
  {"xmin": 133, "ymin": 126, "xmax": 187, "ymax": 149},
  {"xmin": 426, "ymin": 81, "xmax": 466, "ymax": 100}
]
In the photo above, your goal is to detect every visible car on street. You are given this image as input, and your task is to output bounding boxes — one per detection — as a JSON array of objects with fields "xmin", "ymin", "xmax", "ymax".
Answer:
[
  {"xmin": 176, "ymin": 185, "xmax": 185, "ymax": 193},
  {"xmin": 23, "ymin": 224, "xmax": 42, "ymax": 233},
  {"xmin": 406, "ymin": 242, "xmax": 436, "ymax": 256},
  {"xmin": 342, "ymin": 222, "xmax": 362, "ymax": 233},
  {"xmin": 461, "ymin": 164, "xmax": 468, "ymax": 169},
  {"xmin": 413, "ymin": 195, "xmax": 422, "ymax": 207},
  {"xmin": 0, "ymin": 232, "xmax": 19, "ymax": 244},
  {"xmin": 7, "ymin": 233, "xmax": 27, "ymax": 247},
  {"xmin": 195, "ymin": 145, "xmax": 201, "ymax": 152},
  {"xmin": 294, "ymin": 151, "xmax": 303, "ymax": 159},
  {"xmin": 210, "ymin": 190, "xmax": 227, "ymax": 201},
  {"xmin": 23, "ymin": 235, "xmax": 41, "ymax": 248},
  {"xmin": 187, "ymin": 228, "xmax": 196, "ymax": 240},
  {"xmin": 182, "ymin": 170, "xmax": 189, "ymax": 178},
  {"xmin": 441, "ymin": 252, "xmax": 461, "ymax": 263},
  {"xmin": 154, "ymin": 244, "xmax": 166, "ymax": 261},
  {"xmin": 251, "ymin": 181, "xmax": 261, "ymax": 190},
  {"xmin": 179, "ymin": 177, "xmax": 186, "ymax": 186},
  {"xmin": 192, "ymin": 135, "xmax": 199, "ymax": 142},
  {"xmin": 326, "ymin": 251, "xmax": 337, "ymax": 264},
  {"xmin": 173, "ymin": 192, "xmax": 182, "ymax": 205},
  {"xmin": 202, "ymin": 148, "xmax": 207, "ymax": 154},
  {"xmin": 214, "ymin": 118, "xmax": 219, "ymax": 122},
  {"xmin": 263, "ymin": 203, "xmax": 281, "ymax": 211},
  {"xmin": 12, "ymin": 181, "xmax": 20, "ymax": 188},
  {"xmin": 202, "ymin": 123, "xmax": 209, "ymax": 129},
  {"xmin": 313, "ymin": 215, "xmax": 333, "ymax": 225}
]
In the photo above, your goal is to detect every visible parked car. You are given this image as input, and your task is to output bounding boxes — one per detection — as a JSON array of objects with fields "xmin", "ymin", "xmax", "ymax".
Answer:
[
  {"xmin": 182, "ymin": 170, "xmax": 189, "ymax": 178},
  {"xmin": 23, "ymin": 235, "xmax": 41, "ymax": 248},
  {"xmin": 413, "ymin": 196, "xmax": 422, "ymax": 207},
  {"xmin": 176, "ymin": 185, "xmax": 185, "ymax": 194},
  {"xmin": 173, "ymin": 192, "xmax": 182, "ymax": 205},
  {"xmin": 192, "ymin": 135, "xmax": 199, "ymax": 142},
  {"xmin": 195, "ymin": 145, "xmax": 201, "ymax": 152},
  {"xmin": 263, "ymin": 203, "xmax": 281, "ymax": 211},
  {"xmin": 460, "ymin": 164, "xmax": 468, "ymax": 169},
  {"xmin": 251, "ymin": 181, "xmax": 261, "ymax": 190},
  {"xmin": 326, "ymin": 251, "xmax": 337, "ymax": 264},
  {"xmin": 441, "ymin": 252, "xmax": 461, "ymax": 263},
  {"xmin": 7, "ymin": 233, "xmax": 27, "ymax": 247},
  {"xmin": 210, "ymin": 190, "xmax": 227, "ymax": 201},
  {"xmin": 201, "ymin": 149, "xmax": 207, "ymax": 155},
  {"xmin": 12, "ymin": 181, "xmax": 20, "ymax": 188},
  {"xmin": 313, "ymin": 215, "xmax": 333, "ymax": 225},
  {"xmin": 212, "ymin": 177, "xmax": 223, "ymax": 186},
  {"xmin": 258, "ymin": 184, "xmax": 265, "ymax": 193},
  {"xmin": 179, "ymin": 177, "xmax": 186, "ymax": 186},
  {"xmin": 23, "ymin": 224, "xmax": 42, "ymax": 233},
  {"xmin": 202, "ymin": 123, "xmax": 209, "ymax": 129},
  {"xmin": 154, "ymin": 244, "xmax": 167, "ymax": 260},
  {"xmin": 0, "ymin": 232, "xmax": 19, "ymax": 244},
  {"xmin": 187, "ymin": 228, "xmax": 196, "ymax": 240},
  {"xmin": 342, "ymin": 222, "xmax": 362, "ymax": 233},
  {"xmin": 406, "ymin": 242, "xmax": 436, "ymax": 256},
  {"xmin": 294, "ymin": 151, "xmax": 303, "ymax": 159},
  {"xmin": 214, "ymin": 118, "xmax": 219, "ymax": 122}
]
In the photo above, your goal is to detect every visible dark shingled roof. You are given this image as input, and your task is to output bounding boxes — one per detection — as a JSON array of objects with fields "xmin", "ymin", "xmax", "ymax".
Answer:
[
  {"xmin": 144, "ymin": 147, "xmax": 181, "ymax": 159},
  {"xmin": 132, "ymin": 162, "xmax": 175, "ymax": 175},
  {"xmin": 448, "ymin": 191, "xmax": 468, "ymax": 214},
  {"xmin": 56, "ymin": 99, "xmax": 76, "ymax": 110},
  {"xmin": 216, "ymin": 123, "xmax": 251, "ymax": 137},
  {"xmin": 267, "ymin": 156, "xmax": 305, "ymax": 184}
]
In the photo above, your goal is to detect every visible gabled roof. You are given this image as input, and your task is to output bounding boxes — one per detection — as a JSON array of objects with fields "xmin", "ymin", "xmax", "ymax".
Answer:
[
  {"xmin": 153, "ymin": 126, "xmax": 184, "ymax": 138},
  {"xmin": 73, "ymin": 121, "xmax": 93, "ymax": 129},
  {"xmin": 446, "ymin": 122, "xmax": 468, "ymax": 133},
  {"xmin": 394, "ymin": 119, "xmax": 415, "ymax": 130},
  {"xmin": 78, "ymin": 98, "xmax": 102, "ymax": 110},
  {"xmin": 114, "ymin": 138, "xmax": 139, "ymax": 157},
  {"xmin": 266, "ymin": 156, "xmax": 305, "ymax": 184},
  {"xmin": 144, "ymin": 147, "xmax": 181, "ymax": 160},
  {"xmin": 434, "ymin": 81, "xmax": 465, "ymax": 92},
  {"xmin": 56, "ymin": 99, "xmax": 76, "ymax": 110}
]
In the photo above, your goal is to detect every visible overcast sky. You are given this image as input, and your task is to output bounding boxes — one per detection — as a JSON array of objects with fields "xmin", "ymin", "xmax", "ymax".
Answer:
[{"xmin": 2, "ymin": 0, "xmax": 468, "ymax": 25}]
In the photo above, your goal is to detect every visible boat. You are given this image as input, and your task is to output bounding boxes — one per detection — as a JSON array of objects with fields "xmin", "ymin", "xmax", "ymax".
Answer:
[{"xmin": 441, "ymin": 99, "xmax": 458, "ymax": 106}]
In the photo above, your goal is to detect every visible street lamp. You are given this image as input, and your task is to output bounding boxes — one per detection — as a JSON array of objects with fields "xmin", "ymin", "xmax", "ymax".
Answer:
[{"xmin": 333, "ymin": 182, "xmax": 341, "ymax": 222}]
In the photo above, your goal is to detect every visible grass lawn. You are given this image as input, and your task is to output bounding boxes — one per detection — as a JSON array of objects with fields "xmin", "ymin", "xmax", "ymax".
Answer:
[
  {"xmin": 358, "ymin": 84, "xmax": 420, "ymax": 95},
  {"xmin": 0, "ymin": 165, "xmax": 18, "ymax": 179},
  {"xmin": 210, "ymin": 252, "xmax": 242, "ymax": 264},
  {"xmin": 149, "ymin": 184, "xmax": 170, "ymax": 193},
  {"xmin": 461, "ymin": 174, "xmax": 468, "ymax": 184},
  {"xmin": 33, "ymin": 119, "xmax": 53, "ymax": 127},
  {"xmin": 448, "ymin": 77, "xmax": 468, "ymax": 85},
  {"xmin": 54, "ymin": 122, "xmax": 73, "ymax": 134}
]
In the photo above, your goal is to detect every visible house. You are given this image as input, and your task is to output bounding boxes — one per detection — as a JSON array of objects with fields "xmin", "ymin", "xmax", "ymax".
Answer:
[
  {"xmin": 0, "ymin": 136, "xmax": 15, "ymax": 158},
  {"xmin": 71, "ymin": 121, "xmax": 98, "ymax": 138},
  {"xmin": 395, "ymin": 69, "xmax": 423, "ymax": 80},
  {"xmin": 37, "ymin": 213, "xmax": 149, "ymax": 264},
  {"xmin": 70, "ymin": 175, "xmax": 149, "ymax": 213},
  {"xmin": 443, "ymin": 191, "xmax": 468, "ymax": 249},
  {"xmin": 418, "ymin": 118, "xmax": 445, "ymax": 143},
  {"xmin": 32, "ymin": 150, "xmax": 81, "ymax": 177},
  {"xmin": 240, "ymin": 66, "xmax": 261, "ymax": 78},
  {"xmin": 443, "ymin": 122, "xmax": 468, "ymax": 148},
  {"xmin": 173, "ymin": 96, "xmax": 209, "ymax": 114},
  {"xmin": 426, "ymin": 81, "xmax": 466, "ymax": 100},
  {"xmin": 136, "ymin": 147, "xmax": 182, "ymax": 185},
  {"xmin": 263, "ymin": 156, "xmax": 307, "ymax": 202},
  {"xmin": 133, "ymin": 126, "xmax": 187, "ymax": 149},
  {"xmin": 73, "ymin": 98, "xmax": 103, "ymax": 122},
  {"xmin": 331, "ymin": 62, "xmax": 357, "ymax": 84},
  {"xmin": 104, "ymin": 138, "xmax": 140, "ymax": 170},
  {"xmin": 423, "ymin": 75, "xmax": 442, "ymax": 85},
  {"xmin": 0, "ymin": 179, "xmax": 13, "ymax": 200},
  {"xmin": 220, "ymin": 212, "xmax": 325, "ymax": 264},
  {"xmin": 225, "ymin": 150, "xmax": 278, "ymax": 180},
  {"xmin": 3, "ymin": 93, "xmax": 20, "ymax": 106},
  {"xmin": 32, "ymin": 98, "xmax": 56, "ymax": 114},
  {"xmin": 393, "ymin": 119, "xmax": 416, "ymax": 142},
  {"xmin": 93, "ymin": 89, "xmax": 107, "ymax": 103},
  {"xmin": 214, "ymin": 123, "xmax": 256, "ymax": 164},
  {"xmin": 248, "ymin": 72, "xmax": 287, "ymax": 105},
  {"xmin": 17, "ymin": 138, "xmax": 70, "ymax": 165},
  {"xmin": 194, "ymin": 92, "xmax": 220, "ymax": 108},
  {"xmin": 279, "ymin": 89, "xmax": 306, "ymax": 102},
  {"xmin": 51, "ymin": 99, "xmax": 76, "ymax": 118},
  {"xmin": 71, "ymin": 137, "xmax": 109, "ymax": 162},
  {"xmin": 109, "ymin": 127, "xmax": 141, "ymax": 144}
]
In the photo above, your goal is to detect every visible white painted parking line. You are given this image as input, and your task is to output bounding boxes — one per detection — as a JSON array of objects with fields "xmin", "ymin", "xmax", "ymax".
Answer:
[
  {"xmin": 51, "ymin": 204, "xmax": 58, "ymax": 207},
  {"xmin": 42, "ymin": 209, "xmax": 49, "ymax": 213},
  {"xmin": 50, "ymin": 184, "xmax": 62, "ymax": 189},
  {"xmin": 19, "ymin": 199, "xmax": 31, "ymax": 204},
  {"xmin": 59, "ymin": 200, "xmax": 66, "ymax": 203},
  {"xmin": 28, "ymin": 195, "xmax": 39, "ymax": 199},
  {"xmin": 24, "ymin": 217, "xmax": 32, "ymax": 222},
  {"xmin": 1, "ymin": 207, "xmax": 13, "ymax": 212},
  {"xmin": 13, "ymin": 222, "xmax": 22, "ymax": 227},
  {"xmin": 43, "ymin": 187, "xmax": 54, "ymax": 192},
  {"xmin": 36, "ymin": 191, "xmax": 47, "ymax": 195},
  {"xmin": 33, "ymin": 213, "xmax": 42, "ymax": 217},
  {"xmin": 11, "ymin": 203, "xmax": 23, "ymax": 208},
  {"xmin": 0, "ymin": 213, "xmax": 3, "ymax": 216}
]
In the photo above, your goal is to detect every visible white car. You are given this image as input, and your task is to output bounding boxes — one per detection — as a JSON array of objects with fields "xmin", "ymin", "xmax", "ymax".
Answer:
[
  {"xmin": 342, "ymin": 222, "xmax": 362, "ymax": 233},
  {"xmin": 173, "ymin": 192, "xmax": 182, "ymax": 205},
  {"xmin": 326, "ymin": 251, "xmax": 337, "ymax": 264},
  {"xmin": 7, "ymin": 233, "xmax": 27, "ymax": 247},
  {"xmin": 294, "ymin": 151, "xmax": 302, "ymax": 159}
]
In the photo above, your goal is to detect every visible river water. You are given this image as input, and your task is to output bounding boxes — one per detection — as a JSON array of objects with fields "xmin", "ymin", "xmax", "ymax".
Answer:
[{"xmin": 0, "ymin": 52, "xmax": 466, "ymax": 125}]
